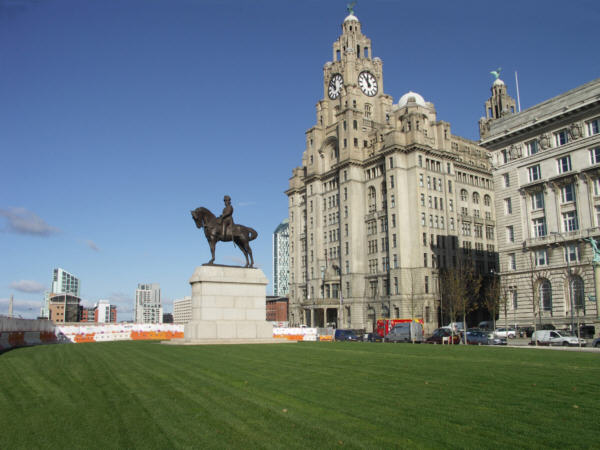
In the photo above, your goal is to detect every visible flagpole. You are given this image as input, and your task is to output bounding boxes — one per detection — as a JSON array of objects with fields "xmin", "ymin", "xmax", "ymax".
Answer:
[{"xmin": 515, "ymin": 71, "xmax": 522, "ymax": 112}]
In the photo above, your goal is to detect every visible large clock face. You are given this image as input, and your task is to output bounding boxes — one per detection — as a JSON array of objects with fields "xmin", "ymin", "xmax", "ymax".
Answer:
[
  {"xmin": 358, "ymin": 71, "xmax": 378, "ymax": 97},
  {"xmin": 328, "ymin": 73, "xmax": 344, "ymax": 99}
]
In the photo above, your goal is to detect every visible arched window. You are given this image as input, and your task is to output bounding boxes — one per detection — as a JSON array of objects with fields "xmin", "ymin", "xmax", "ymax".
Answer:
[
  {"xmin": 484, "ymin": 194, "xmax": 491, "ymax": 206},
  {"xmin": 539, "ymin": 278, "xmax": 552, "ymax": 312},
  {"xmin": 368, "ymin": 186, "xmax": 377, "ymax": 213},
  {"xmin": 473, "ymin": 192, "xmax": 480, "ymax": 204},
  {"xmin": 571, "ymin": 275, "xmax": 585, "ymax": 310},
  {"xmin": 460, "ymin": 189, "xmax": 468, "ymax": 201}
]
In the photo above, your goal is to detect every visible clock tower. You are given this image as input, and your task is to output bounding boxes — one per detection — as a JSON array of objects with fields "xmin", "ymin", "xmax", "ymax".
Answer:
[{"xmin": 286, "ymin": 9, "xmax": 496, "ymax": 334}]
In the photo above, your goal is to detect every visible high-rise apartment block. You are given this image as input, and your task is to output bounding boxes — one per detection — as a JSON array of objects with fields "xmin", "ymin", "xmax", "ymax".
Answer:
[
  {"xmin": 272, "ymin": 219, "xmax": 290, "ymax": 296},
  {"xmin": 286, "ymin": 11, "xmax": 496, "ymax": 334},
  {"xmin": 42, "ymin": 268, "xmax": 81, "ymax": 320},
  {"xmin": 135, "ymin": 283, "xmax": 162, "ymax": 324},
  {"xmin": 173, "ymin": 296, "xmax": 192, "ymax": 324},
  {"xmin": 480, "ymin": 77, "xmax": 600, "ymax": 330}
]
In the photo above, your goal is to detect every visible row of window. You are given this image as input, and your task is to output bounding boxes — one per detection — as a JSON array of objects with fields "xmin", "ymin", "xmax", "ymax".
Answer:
[{"xmin": 528, "ymin": 148, "xmax": 600, "ymax": 182}]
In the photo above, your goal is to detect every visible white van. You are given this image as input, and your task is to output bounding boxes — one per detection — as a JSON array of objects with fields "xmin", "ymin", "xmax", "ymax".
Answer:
[{"xmin": 531, "ymin": 330, "xmax": 586, "ymax": 347}]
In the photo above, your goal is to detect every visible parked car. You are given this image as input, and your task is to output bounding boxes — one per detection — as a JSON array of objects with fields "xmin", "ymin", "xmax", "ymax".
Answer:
[
  {"xmin": 531, "ymin": 330, "xmax": 586, "ymax": 347},
  {"xmin": 334, "ymin": 329, "xmax": 360, "ymax": 341},
  {"xmin": 494, "ymin": 328, "xmax": 516, "ymax": 339},
  {"xmin": 443, "ymin": 322, "xmax": 465, "ymax": 333},
  {"xmin": 465, "ymin": 330, "xmax": 489, "ymax": 345},
  {"xmin": 577, "ymin": 325, "xmax": 595, "ymax": 339},
  {"xmin": 362, "ymin": 332, "xmax": 383, "ymax": 343},
  {"xmin": 384, "ymin": 322, "xmax": 424, "ymax": 343},
  {"xmin": 477, "ymin": 321, "xmax": 494, "ymax": 331},
  {"xmin": 592, "ymin": 337, "xmax": 600, "ymax": 348},
  {"xmin": 425, "ymin": 328, "xmax": 460, "ymax": 344}
]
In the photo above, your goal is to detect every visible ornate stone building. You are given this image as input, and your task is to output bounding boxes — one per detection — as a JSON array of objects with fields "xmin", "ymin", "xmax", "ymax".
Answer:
[
  {"xmin": 480, "ymin": 77, "xmax": 600, "ymax": 331},
  {"xmin": 286, "ymin": 11, "xmax": 496, "ymax": 334}
]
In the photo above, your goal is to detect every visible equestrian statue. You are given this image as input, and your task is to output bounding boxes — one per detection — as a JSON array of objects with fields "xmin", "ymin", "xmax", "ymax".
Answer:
[{"xmin": 191, "ymin": 195, "xmax": 258, "ymax": 268}]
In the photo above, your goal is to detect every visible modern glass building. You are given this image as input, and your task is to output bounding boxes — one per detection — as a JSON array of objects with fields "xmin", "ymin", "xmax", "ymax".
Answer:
[{"xmin": 272, "ymin": 219, "xmax": 290, "ymax": 296}]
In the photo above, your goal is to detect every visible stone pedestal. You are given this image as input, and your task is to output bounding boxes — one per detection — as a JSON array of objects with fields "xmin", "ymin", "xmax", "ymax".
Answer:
[{"xmin": 179, "ymin": 265, "xmax": 275, "ymax": 344}]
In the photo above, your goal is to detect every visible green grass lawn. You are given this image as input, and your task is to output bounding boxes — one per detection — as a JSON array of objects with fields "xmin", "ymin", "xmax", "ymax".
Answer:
[{"xmin": 1, "ymin": 342, "xmax": 598, "ymax": 449}]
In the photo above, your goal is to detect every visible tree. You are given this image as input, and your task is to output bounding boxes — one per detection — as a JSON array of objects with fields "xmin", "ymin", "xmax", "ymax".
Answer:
[
  {"xmin": 440, "ymin": 262, "xmax": 482, "ymax": 344},
  {"xmin": 482, "ymin": 274, "xmax": 501, "ymax": 331}
]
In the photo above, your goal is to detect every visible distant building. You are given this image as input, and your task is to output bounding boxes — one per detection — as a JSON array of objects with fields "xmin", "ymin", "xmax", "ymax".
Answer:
[
  {"xmin": 42, "ymin": 268, "xmax": 81, "ymax": 319},
  {"xmin": 80, "ymin": 306, "xmax": 95, "ymax": 322},
  {"xmin": 95, "ymin": 300, "xmax": 117, "ymax": 323},
  {"xmin": 162, "ymin": 313, "xmax": 173, "ymax": 324},
  {"xmin": 49, "ymin": 293, "xmax": 80, "ymax": 323},
  {"xmin": 266, "ymin": 296, "xmax": 288, "ymax": 322},
  {"xmin": 173, "ymin": 296, "xmax": 192, "ymax": 324},
  {"xmin": 135, "ymin": 283, "xmax": 162, "ymax": 324},
  {"xmin": 272, "ymin": 219, "xmax": 290, "ymax": 296},
  {"xmin": 480, "ymin": 77, "xmax": 600, "ymax": 330}
]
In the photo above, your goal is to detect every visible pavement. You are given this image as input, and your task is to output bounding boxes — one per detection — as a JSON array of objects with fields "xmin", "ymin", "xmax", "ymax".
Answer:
[{"xmin": 503, "ymin": 337, "xmax": 600, "ymax": 352}]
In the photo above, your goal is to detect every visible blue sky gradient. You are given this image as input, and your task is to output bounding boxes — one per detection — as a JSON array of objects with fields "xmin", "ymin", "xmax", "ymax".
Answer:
[{"xmin": 1, "ymin": 0, "xmax": 598, "ymax": 319}]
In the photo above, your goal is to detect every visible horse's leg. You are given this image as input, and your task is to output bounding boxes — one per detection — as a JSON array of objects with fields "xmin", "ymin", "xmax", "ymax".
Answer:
[
  {"xmin": 208, "ymin": 237, "xmax": 216, "ymax": 264},
  {"xmin": 247, "ymin": 244, "xmax": 254, "ymax": 268},
  {"xmin": 235, "ymin": 237, "xmax": 249, "ymax": 267}
]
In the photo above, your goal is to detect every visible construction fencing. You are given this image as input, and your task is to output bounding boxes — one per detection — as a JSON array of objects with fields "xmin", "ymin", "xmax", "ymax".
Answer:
[{"xmin": 0, "ymin": 316, "xmax": 184, "ymax": 352}]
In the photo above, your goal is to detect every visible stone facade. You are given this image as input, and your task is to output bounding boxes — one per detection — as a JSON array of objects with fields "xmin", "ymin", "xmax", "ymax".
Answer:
[
  {"xmin": 286, "ymin": 13, "xmax": 497, "ymax": 335},
  {"xmin": 480, "ymin": 78, "xmax": 600, "ymax": 330}
]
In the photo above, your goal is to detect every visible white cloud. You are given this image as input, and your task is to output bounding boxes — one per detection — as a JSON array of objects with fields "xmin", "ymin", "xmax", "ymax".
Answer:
[
  {"xmin": 9, "ymin": 280, "xmax": 46, "ymax": 293},
  {"xmin": 85, "ymin": 240, "xmax": 100, "ymax": 251},
  {"xmin": 0, "ymin": 297, "xmax": 41, "ymax": 319},
  {"xmin": 0, "ymin": 207, "xmax": 60, "ymax": 236}
]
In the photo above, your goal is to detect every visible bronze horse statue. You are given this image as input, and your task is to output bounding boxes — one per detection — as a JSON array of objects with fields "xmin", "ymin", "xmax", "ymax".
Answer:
[{"xmin": 191, "ymin": 207, "xmax": 258, "ymax": 268}]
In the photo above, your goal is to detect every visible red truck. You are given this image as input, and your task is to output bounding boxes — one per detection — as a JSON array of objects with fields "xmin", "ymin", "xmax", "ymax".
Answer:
[{"xmin": 376, "ymin": 318, "xmax": 424, "ymax": 338}]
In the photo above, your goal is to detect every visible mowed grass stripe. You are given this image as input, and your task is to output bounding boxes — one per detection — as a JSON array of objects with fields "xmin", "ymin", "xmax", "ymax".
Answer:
[{"xmin": 1, "ymin": 341, "xmax": 598, "ymax": 449}]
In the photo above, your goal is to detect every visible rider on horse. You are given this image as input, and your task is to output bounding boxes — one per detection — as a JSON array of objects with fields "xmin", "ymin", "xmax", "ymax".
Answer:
[{"xmin": 217, "ymin": 195, "xmax": 234, "ymax": 240}]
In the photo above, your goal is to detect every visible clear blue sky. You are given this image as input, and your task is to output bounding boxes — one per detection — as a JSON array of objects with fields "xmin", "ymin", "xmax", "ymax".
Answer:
[{"xmin": 1, "ymin": 0, "xmax": 598, "ymax": 320}]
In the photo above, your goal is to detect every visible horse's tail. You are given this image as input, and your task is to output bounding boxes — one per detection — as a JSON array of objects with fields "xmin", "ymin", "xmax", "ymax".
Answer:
[{"xmin": 246, "ymin": 227, "xmax": 258, "ymax": 241}]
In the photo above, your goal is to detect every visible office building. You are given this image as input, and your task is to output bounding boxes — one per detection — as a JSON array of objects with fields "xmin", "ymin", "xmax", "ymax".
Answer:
[
  {"xmin": 286, "ymin": 10, "xmax": 496, "ymax": 334},
  {"xmin": 135, "ymin": 283, "xmax": 162, "ymax": 324},
  {"xmin": 480, "ymin": 77, "xmax": 600, "ymax": 329}
]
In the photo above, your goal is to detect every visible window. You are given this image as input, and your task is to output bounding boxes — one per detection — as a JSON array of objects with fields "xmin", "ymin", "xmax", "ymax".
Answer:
[
  {"xmin": 368, "ymin": 186, "xmax": 377, "ymax": 212},
  {"xmin": 420, "ymin": 194, "xmax": 425, "ymax": 206},
  {"xmin": 508, "ymin": 253, "xmax": 516, "ymax": 270},
  {"xmin": 531, "ymin": 191, "xmax": 544, "ymax": 210},
  {"xmin": 557, "ymin": 155, "xmax": 571, "ymax": 173},
  {"xmin": 511, "ymin": 289, "xmax": 518, "ymax": 310},
  {"xmin": 594, "ymin": 178, "xmax": 600, "ymax": 196},
  {"xmin": 421, "ymin": 213, "xmax": 426, "ymax": 226},
  {"xmin": 424, "ymin": 276, "xmax": 429, "ymax": 294},
  {"xmin": 526, "ymin": 139, "xmax": 539, "ymax": 155},
  {"xmin": 535, "ymin": 249, "xmax": 547, "ymax": 266},
  {"xmin": 587, "ymin": 118, "xmax": 599, "ymax": 136},
  {"xmin": 590, "ymin": 147, "xmax": 600, "ymax": 164},
  {"xmin": 460, "ymin": 189, "xmax": 468, "ymax": 201},
  {"xmin": 565, "ymin": 244, "xmax": 579, "ymax": 263},
  {"xmin": 423, "ymin": 253, "xmax": 428, "ymax": 267},
  {"xmin": 419, "ymin": 174, "xmax": 424, "ymax": 187},
  {"xmin": 473, "ymin": 192, "xmax": 480, "ymax": 204},
  {"xmin": 418, "ymin": 155, "xmax": 423, "ymax": 167},
  {"xmin": 486, "ymin": 225, "xmax": 494, "ymax": 239},
  {"xmin": 562, "ymin": 211, "xmax": 579, "ymax": 232},
  {"xmin": 390, "ymin": 175, "xmax": 395, "ymax": 189},
  {"xmin": 532, "ymin": 217, "xmax": 547, "ymax": 237},
  {"xmin": 449, "ymin": 199, "xmax": 454, "ymax": 212},
  {"xmin": 554, "ymin": 129, "xmax": 569, "ymax": 146},
  {"xmin": 506, "ymin": 226, "xmax": 514, "ymax": 243},
  {"xmin": 504, "ymin": 198, "xmax": 512, "ymax": 214},
  {"xmin": 572, "ymin": 276, "xmax": 585, "ymax": 310},
  {"xmin": 540, "ymin": 279, "xmax": 552, "ymax": 311},
  {"xmin": 448, "ymin": 180, "xmax": 452, "ymax": 193},
  {"xmin": 561, "ymin": 183, "xmax": 575, "ymax": 203},
  {"xmin": 528, "ymin": 165, "xmax": 541, "ymax": 182},
  {"xmin": 503, "ymin": 173, "xmax": 510, "ymax": 187}
]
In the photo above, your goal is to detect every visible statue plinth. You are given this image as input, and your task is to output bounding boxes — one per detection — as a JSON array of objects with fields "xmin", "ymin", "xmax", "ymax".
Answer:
[{"xmin": 169, "ymin": 266, "xmax": 284, "ymax": 345}]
